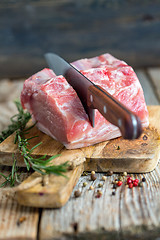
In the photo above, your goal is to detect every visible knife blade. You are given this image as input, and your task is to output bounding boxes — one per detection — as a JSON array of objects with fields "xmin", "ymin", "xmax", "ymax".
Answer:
[{"xmin": 45, "ymin": 53, "xmax": 142, "ymax": 139}]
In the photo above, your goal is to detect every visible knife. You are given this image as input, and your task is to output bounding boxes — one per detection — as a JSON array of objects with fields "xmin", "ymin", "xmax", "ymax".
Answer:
[{"xmin": 45, "ymin": 53, "xmax": 142, "ymax": 139}]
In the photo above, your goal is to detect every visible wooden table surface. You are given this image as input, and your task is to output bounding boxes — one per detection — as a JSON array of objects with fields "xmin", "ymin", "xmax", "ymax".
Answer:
[{"xmin": 0, "ymin": 67, "xmax": 160, "ymax": 240}]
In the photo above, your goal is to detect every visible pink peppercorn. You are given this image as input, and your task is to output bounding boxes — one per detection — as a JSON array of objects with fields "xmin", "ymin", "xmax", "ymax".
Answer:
[
  {"xmin": 129, "ymin": 183, "xmax": 133, "ymax": 188},
  {"xmin": 117, "ymin": 181, "xmax": 123, "ymax": 186},
  {"xmin": 134, "ymin": 179, "xmax": 139, "ymax": 183},
  {"xmin": 96, "ymin": 194, "xmax": 101, "ymax": 198},
  {"xmin": 127, "ymin": 179, "xmax": 132, "ymax": 184},
  {"xmin": 133, "ymin": 182, "xmax": 138, "ymax": 187}
]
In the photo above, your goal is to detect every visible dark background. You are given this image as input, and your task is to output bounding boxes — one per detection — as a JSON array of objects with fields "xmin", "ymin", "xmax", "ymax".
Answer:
[{"xmin": 0, "ymin": 0, "xmax": 160, "ymax": 78}]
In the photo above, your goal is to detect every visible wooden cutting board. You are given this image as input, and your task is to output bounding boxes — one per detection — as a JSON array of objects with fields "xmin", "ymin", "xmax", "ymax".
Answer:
[
  {"xmin": 0, "ymin": 106, "xmax": 160, "ymax": 208},
  {"xmin": 0, "ymin": 106, "xmax": 160, "ymax": 173}
]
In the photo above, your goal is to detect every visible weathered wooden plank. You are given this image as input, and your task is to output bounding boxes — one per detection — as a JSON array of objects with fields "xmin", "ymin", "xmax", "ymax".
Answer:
[
  {"xmin": 135, "ymin": 70, "xmax": 159, "ymax": 105},
  {"xmin": 0, "ymin": 79, "xmax": 24, "ymax": 133},
  {"xmin": 16, "ymin": 164, "xmax": 84, "ymax": 208},
  {"xmin": 0, "ymin": 74, "xmax": 159, "ymax": 238},
  {"xmin": 14, "ymin": 103, "xmax": 160, "ymax": 208},
  {"xmin": 39, "ymin": 165, "xmax": 160, "ymax": 239},
  {"xmin": 0, "ymin": 166, "xmax": 39, "ymax": 240},
  {"xmin": 0, "ymin": 1, "xmax": 160, "ymax": 78},
  {"xmin": 147, "ymin": 67, "xmax": 160, "ymax": 102},
  {"xmin": 0, "ymin": 79, "xmax": 24, "ymax": 102},
  {"xmin": 39, "ymin": 173, "xmax": 121, "ymax": 240},
  {"xmin": 39, "ymin": 105, "xmax": 160, "ymax": 239},
  {"xmin": 120, "ymin": 167, "xmax": 160, "ymax": 239}
]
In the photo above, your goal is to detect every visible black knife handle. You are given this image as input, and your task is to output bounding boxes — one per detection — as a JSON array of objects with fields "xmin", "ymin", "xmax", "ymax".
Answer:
[{"xmin": 87, "ymin": 85, "xmax": 142, "ymax": 139}]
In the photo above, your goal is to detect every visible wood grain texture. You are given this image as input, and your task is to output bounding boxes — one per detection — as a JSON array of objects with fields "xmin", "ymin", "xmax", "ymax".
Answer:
[
  {"xmin": 0, "ymin": 70, "xmax": 160, "ymax": 239},
  {"xmin": 39, "ymin": 104, "xmax": 160, "ymax": 236},
  {"xmin": 0, "ymin": 166, "xmax": 39, "ymax": 240},
  {"xmin": 120, "ymin": 167, "xmax": 160, "ymax": 239},
  {"xmin": 0, "ymin": 118, "xmax": 86, "ymax": 168},
  {"xmin": 4, "ymin": 109, "xmax": 160, "ymax": 208},
  {"xmin": 1, "ymin": 107, "xmax": 160, "ymax": 173},
  {"xmin": 39, "ymin": 173, "xmax": 121, "ymax": 240},
  {"xmin": 0, "ymin": 79, "xmax": 24, "ymax": 133},
  {"xmin": 84, "ymin": 125, "xmax": 160, "ymax": 173},
  {"xmin": 0, "ymin": 1, "xmax": 160, "ymax": 78},
  {"xmin": 135, "ymin": 70, "xmax": 159, "ymax": 105},
  {"xmin": 16, "ymin": 164, "xmax": 84, "ymax": 208},
  {"xmin": 39, "ymin": 167, "xmax": 160, "ymax": 240},
  {"xmin": 147, "ymin": 68, "xmax": 160, "ymax": 102}
]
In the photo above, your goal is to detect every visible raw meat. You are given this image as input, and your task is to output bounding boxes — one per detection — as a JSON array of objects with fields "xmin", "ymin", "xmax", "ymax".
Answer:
[
  {"xmin": 21, "ymin": 53, "xmax": 149, "ymax": 149},
  {"xmin": 72, "ymin": 53, "xmax": 128, "ymax": 71}
]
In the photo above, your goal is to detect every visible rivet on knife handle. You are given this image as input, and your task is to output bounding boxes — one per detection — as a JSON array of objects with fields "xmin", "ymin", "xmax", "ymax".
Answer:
[{"xmin": 87, "ymin": 85, "xmax": 142, "ymax": 139}]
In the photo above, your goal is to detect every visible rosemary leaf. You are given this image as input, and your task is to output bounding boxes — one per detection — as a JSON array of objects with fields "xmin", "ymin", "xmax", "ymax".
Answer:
[
  {"xmin": 23, "ymin": 122, "xmax": 37, "ymax": 132},
  {"xmin": 30, "ymin": 142, "xmax": 42, "ymax": 152},
  {"xmin": 27, "ymin": 136, "xmax": 39, "ymax": 141},
  {"xmin": 31, "ymin": 166, "xmax": 45, "ymax": 175},
  {"xmin": 0, "ymin": 181, "xmax": 8, "ymax": 188},
  {"xmin": 11, "ymin": 157, "xmax": 16, "ymax": 182},
  {"xmin": 0, "ymin": 99, "xmax": 31, "ymax": 143},
  {"xmin": 37, "ymin": 154, "xmax": 61, "ymax": 165},
  {"xmin": 36, "ymin": 155, "xmax": 47, "ymax": 160},
  {"xmin": 47, "ymin": 154, "xmax": 61, "ymax": 161},
  {"xmin": 0, "ymin": 172, "xmax": 9, "ymax": 180},
  {"xmin": 0, "ymin": 100, "xmax": 69, "ymax": 187},
  {"xmin": 23, "ymin": 157, "xmax": 31, "ymax": 171}
]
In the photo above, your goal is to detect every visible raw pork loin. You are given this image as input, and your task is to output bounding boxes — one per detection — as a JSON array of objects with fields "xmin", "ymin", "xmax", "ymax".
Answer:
[{"xmin": 21, "ymin": 53, "xmax": 149, "ymax": 149}]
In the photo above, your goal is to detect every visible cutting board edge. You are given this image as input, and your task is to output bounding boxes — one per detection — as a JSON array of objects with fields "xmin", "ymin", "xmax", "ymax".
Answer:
[
  {"xmin": 16, "ymin": 164, "xmax": 84, "ymax": 208},
  {"xmin": 84, "ymin": 144, "xmax": 160, "ymax": 173}
]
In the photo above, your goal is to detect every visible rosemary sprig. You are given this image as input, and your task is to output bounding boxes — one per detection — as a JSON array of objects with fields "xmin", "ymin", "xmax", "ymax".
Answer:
[
  {"xmin": 0, "ymin": 100, "xmax": 31, "ymax": 143},
  {"xmin": 15, "ymin": 129, "xmax": 68, "ymax": 176},
  {"xmin": 0, "ymin": 155, "xmax": 21, "ymax": 187},
  {"xmin": 0, "ymin": 100, "xmax": 68, "ymax": 187}
]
